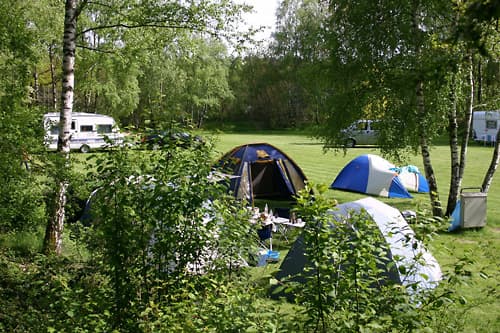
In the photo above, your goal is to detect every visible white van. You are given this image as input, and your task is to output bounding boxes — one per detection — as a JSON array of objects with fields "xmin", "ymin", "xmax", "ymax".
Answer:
[
  {"xmin": 43, "ymin": 112, "xmax": 124, "ymax": 153},
  {"xmin": 472, "ymin": 111, "xmax": 500, "ymax": 144},
  {"xmin": 342, "ymin": 119, "xmax": 379, "ymax": 147}
]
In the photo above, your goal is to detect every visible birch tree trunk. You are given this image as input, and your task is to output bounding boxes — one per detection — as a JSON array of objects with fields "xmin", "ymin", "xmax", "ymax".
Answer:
[
  {"xmin": 459, "ymin": 56, "xmax": 474, "ymax": 182},
  {"xmin": 446, "ymin": 71, "xmax": 460, "ymax": 216},
  {"xmin": 33, "ymin": 67, "xmax": 39, "ymax": 104},
  {"xmin": 43, "ymin": 0, "xmax": 78, "ymax": 255},
  {"xmin": 417, "ymin": 80, "xmax": 443, "ymax": 217},
  {"xmin": 481, "ymin": 129, "xmax": 500, "ymax": 192},
  {"xmin": 49, "ymin": 42, "xmax": 58, "ymax": 110},
  {"xmin": 412, "ymin": 1, "xmax": 442, "ymax": 217},
  {"xmin": 445, "ymin": 56, "xmax": 474, "ymax": 216}
]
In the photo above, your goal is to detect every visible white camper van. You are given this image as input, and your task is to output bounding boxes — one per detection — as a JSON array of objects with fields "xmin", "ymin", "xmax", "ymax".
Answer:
[
  {"xmin": 43, "ymin": 112, "xmax": 124, "ymax": 153},
  {"xmin": 472, "ymin": 111, "xmax": 500, "ymax": 144}
]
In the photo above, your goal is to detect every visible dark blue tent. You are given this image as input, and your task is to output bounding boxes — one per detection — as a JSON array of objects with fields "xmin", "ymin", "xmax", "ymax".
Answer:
[{"xmin": 216, "ymin": 143, "xmax": 308, "ymax": 202}]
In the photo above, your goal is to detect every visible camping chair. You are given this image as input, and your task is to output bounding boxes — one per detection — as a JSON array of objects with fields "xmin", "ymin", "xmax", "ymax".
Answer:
[
  {"xmin": 257, "ymin": 224, "xmax": 273, "ymax": 251},
  {"xmin": 256, "ymin": 224, "xmax": 279, "ymax": 263}
]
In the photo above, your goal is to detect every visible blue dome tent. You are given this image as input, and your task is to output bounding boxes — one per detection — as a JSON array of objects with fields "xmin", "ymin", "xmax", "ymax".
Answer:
[
  {"xmin": 216, "ymin": 143, "xmax": 308, "ymax": 202},
  {"xmin": 331, "ymin": 154, "xmax": 412, "ymax": 198}
]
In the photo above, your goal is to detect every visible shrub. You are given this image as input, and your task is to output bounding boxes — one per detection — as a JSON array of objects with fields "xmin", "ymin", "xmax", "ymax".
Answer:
[
  {"xmin": 291, "ymin": 183, "xmax": 467, "ymax": 332},
  {"xmin": 80, "ymin": 137, "xmax": 257, "ymax": 329}
]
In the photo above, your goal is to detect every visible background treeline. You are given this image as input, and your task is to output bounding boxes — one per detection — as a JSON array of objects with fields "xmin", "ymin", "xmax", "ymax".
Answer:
[{"xmin": 26, "ymin": 1, "xmax": 499, "ymax": 133}]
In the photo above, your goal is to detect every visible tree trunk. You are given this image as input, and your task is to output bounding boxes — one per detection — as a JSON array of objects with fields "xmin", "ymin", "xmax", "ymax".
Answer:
[
  {"xmin": 446, "ymin": 56, "xmax": 474, "ymax": 216},
  {"xmin": 477, "ymin": 60, "xmax": 482, "ymax": 104},
  {"xmin": 49, "ymin": 43, "xmax": 58, "ymax": 110},
  {"xmin": 33, "ymin": 66, "xmax": 39, "ymax": 105},
  {"xmin": 417, "ymin": 80, "xmax": 443, "ymax": 217},
  {"xmin": 411, "ymin": 1, "xmax": 442, "ymax": 217},
  {"xmin": 43, "ymin": 181, "xmax": 68, "ymax": 255},
  {"xmin": 419, "ymin": 139, "xmax": 443, "ymax": 218},
  {"xmin": 459, "ymin": 55, "xmax": 474, "ymax": 183},
  {"xmin": 43, "ymin": 0, "xmax": 78, "ymax": 255},
  {"xmin": 446, "ymin": 72, "xmax": 460, "ymax": 217},
  {"xmin": 479, "ymin": 55, "xmax": 500, "ymax": 192},
  {"xmin": 481, "ymin": 129, "xmax": 500, "ymax": 193}
]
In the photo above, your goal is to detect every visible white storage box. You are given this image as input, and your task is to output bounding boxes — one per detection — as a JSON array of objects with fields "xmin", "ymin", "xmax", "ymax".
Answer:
[{"xmin": 460, "ymin": 188, "xmax": 487, "ymax": 228}]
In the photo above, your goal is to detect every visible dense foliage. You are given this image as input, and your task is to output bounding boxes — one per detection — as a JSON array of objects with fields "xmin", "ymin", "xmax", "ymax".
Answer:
[
  {"xmin": 1, "ymin": 139, "xmax": 259, "ymax": 332},
  {"xmin": 0, "ymin": 0, "xmax": 47, "ymax": 234},
  {"xmin": 1, "ymin": 177, "xmax": 483, "ymax": 332},
  {"xmin": 283, "ymin": 184, "xmax": 467, "ymax": 332},
  {"xmin": 13, "ymin": 0, "xmax": 496, "ymax": 133}
]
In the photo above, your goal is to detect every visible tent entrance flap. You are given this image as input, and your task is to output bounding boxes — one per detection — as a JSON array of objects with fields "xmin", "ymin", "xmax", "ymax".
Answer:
[
  {"xmin": 251, "ymin": 161, "xmax": 294, "ymax": 199},
  {"xmin": 236, "ymin": 162, "xmax": 252, "ymax": 200}
]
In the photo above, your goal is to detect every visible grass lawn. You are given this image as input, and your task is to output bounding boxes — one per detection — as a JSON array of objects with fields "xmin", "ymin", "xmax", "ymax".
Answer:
[{"xmin": 209, "ymin": 131, "xmax": 500, "ymax": 332}]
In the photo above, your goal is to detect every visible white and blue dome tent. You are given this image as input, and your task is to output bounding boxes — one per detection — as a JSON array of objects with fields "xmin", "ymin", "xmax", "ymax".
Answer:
[
  {"xmin": 330, "ymin": 154, "xmax": 412, "ymax": 198},
  {"xmin": 273, "ymin": 197, "xmax": 442, "ymax": 300},
  {"xmin": 334, "ymin": 198, "xmax": 442, "ymax": 291}
]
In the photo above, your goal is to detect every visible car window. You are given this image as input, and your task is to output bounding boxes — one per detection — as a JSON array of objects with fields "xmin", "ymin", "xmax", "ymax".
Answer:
[{"xmin": 355, "ymin": 121, "xmax": 368, "ymax": 130}]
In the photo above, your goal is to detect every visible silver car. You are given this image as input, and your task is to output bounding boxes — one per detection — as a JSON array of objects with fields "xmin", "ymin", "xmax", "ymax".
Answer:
[{"xmin": 342, "ymin": 120, "xmax": 379, "ymax": 147}]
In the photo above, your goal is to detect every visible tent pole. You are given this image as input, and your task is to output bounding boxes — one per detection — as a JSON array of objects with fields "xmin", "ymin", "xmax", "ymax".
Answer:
[{"xmin": 249, "ymin": 164, "xmax": 254, "ymax": 208}]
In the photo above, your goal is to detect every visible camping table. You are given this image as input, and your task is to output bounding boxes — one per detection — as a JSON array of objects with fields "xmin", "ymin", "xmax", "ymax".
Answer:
[
  {"xmin": 273, "ymin": 218, "xmax": 305, "ymax": 242},
  {"xmin": 248, "ymin": 206, "xmax": 305, "ymax": 241}
]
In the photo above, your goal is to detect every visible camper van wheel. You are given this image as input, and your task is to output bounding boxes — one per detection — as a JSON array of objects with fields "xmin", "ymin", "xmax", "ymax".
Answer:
[
  {"xmin": 345, "ymin": 139, "xmax": 356, "ymax": 148},
  {"xmin": 79, "ymin": 145, "xmax": 90, "ymax": 153}
]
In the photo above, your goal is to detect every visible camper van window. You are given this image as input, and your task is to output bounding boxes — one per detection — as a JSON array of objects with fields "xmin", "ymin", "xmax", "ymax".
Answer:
[
  {"xmin": 97, "ymin": 124, "xmax": 112, "ymax": 133},
  {"xmin": 71, "ymin": 121, "xmax": 76, "ymax": 130},
  {"xmin": 80, "ymin": 125, "xmax": 93, "ymax": 132},
  {"xmin": 486, "ymin": 120, "xmax": 497, "ymax": 129}
]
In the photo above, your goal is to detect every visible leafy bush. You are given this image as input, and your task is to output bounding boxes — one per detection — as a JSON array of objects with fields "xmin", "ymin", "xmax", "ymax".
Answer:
[
  {"xmin": 0, "ymin": 117, "xmax": 47, "ymax": 234},
  {"xmin": 78, "ymin": 137, "xmax": 257, "ymax": 330},
  {"xmin": 289, "ymin": 183, "xmax": 467, "ymax": 332}
]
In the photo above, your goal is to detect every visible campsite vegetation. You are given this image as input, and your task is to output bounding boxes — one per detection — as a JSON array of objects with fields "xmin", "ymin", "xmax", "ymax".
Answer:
[
  {"xmin": 1, "ymin": 135, "xmax": 499, "ymax": 332},
  {"xmin": 0, "ymin": 0, "xmax": 499, "ymax": 332},
  {"xmin": 287, "ymin": 184, "xmax": 453, "ymax": 332}
]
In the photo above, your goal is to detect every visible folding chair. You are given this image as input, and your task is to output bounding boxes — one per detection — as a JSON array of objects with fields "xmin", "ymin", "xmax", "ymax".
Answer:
[
  {"xmin": 256, "ymin": 224, "xmax": 279, "ymax": 263},
  {"xmin": 257, "ymin": 224, "xmax": 273, "ymax": 251}
]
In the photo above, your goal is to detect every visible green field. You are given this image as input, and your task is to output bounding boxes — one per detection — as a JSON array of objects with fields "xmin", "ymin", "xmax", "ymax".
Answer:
[{"xmin": 210, "ymin": 131, "xmax": 500, "ymax": 332}]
